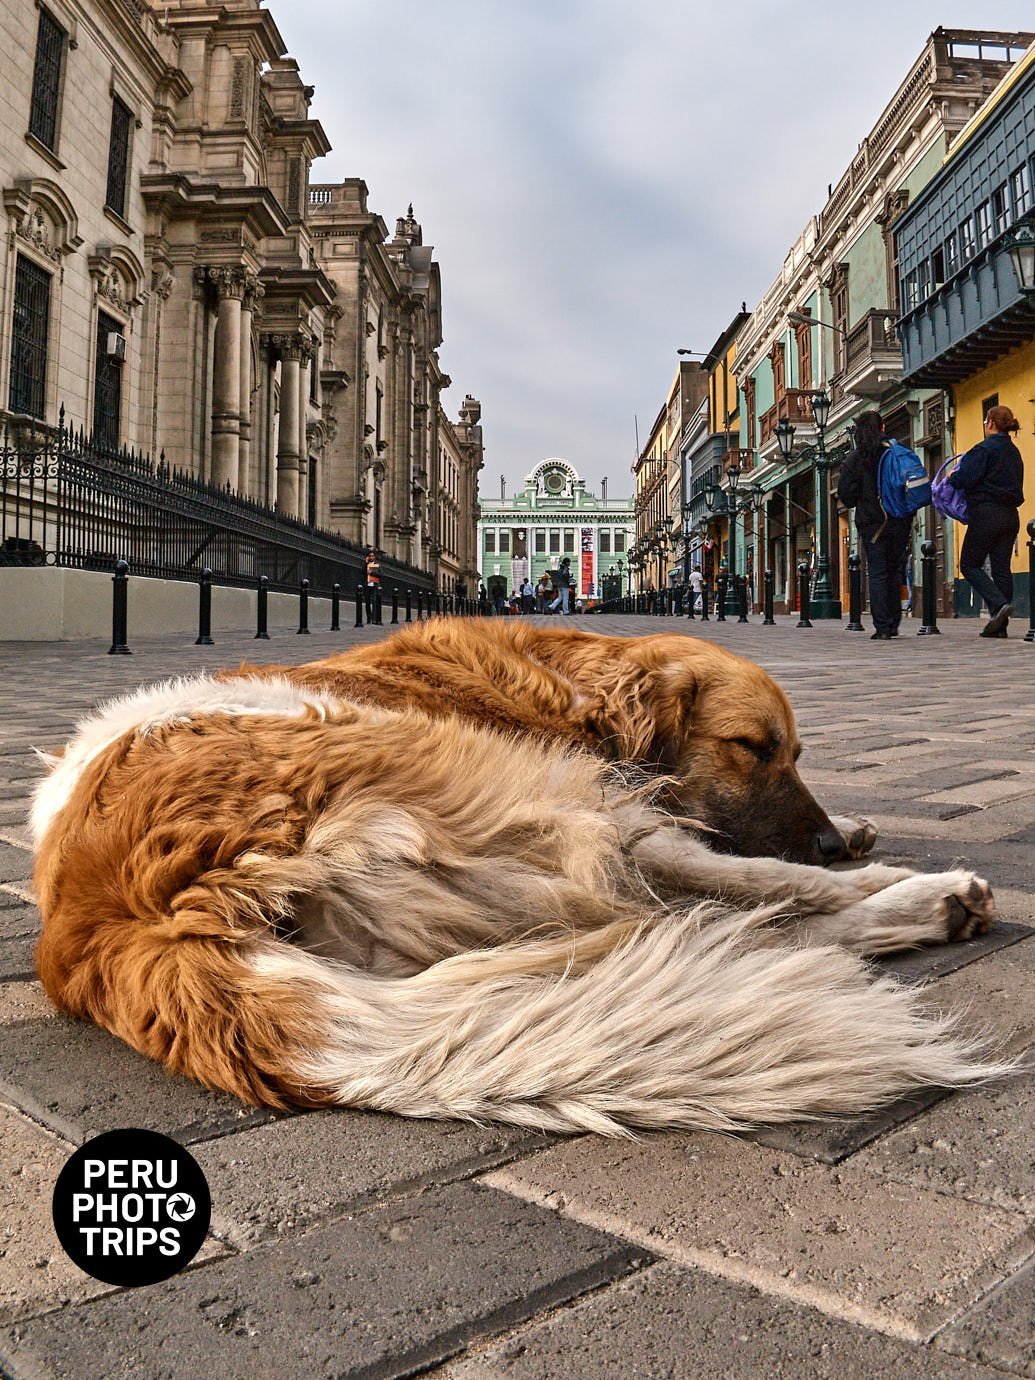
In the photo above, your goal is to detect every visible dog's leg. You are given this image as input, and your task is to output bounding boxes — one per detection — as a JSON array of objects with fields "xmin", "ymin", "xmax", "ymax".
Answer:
[
  {"xmin": 829, "ymin": 814, "xmax": 878, "ymax": 859},
  {"xmin": 794, "ymin": 872, "xmax": 995, "ymax": 955},
  {"xmin": 618, "ymin": 811, "xmax": 914, "ymax": 915}
]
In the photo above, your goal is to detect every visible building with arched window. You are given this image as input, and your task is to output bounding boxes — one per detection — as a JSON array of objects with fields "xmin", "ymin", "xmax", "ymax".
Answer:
[{"xmin": 477, "ymin": 459, "xmax": 635, "ymax": 600}]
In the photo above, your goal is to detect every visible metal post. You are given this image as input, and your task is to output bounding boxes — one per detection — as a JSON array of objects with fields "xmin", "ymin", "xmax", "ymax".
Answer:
[
  {"xmin": 108, "ymin": 558, "xmax": 131, "ymax": 655},
  {"xmin": 846, "ymin": 553, "xmax": 863, "ymax": 632},
  {"xmin": 686, "ymin": 580, "xmax": 696, "ymax": 619},
  {"xmin": 405, "ymin": 588, "xmax": 412, "ymax": 622},
  {"xmin": 1026, "ymin": 520, "xmax": 1035, "ymax": 643},
  {"xmin": 737, "ymin": 573, "xmax": 749, "ymax": 623},
  {"xmin": 364, "ymin": 582, "xmax": 374, "ymax": 622},
  {"xmin": 331, "ymin": 582, "xmax": 340, "ymax": 632},
  {"xmin": 917, "ymin": 540, "xmax": 941, "ymax": 636},
  {"xmin": 255, "ymin": 575, "xmax": 270, "ymax": 640},
  {"xmin": 763, "ymin": 569, "xmax": 775, "ymax": 626},
  {"xmin": 298, "ymin": 578, "xmax": 310, "ymax": 634},
  {"xmin": 416, "ymin": 590, "xmax": 423, "ymax": 620},
  {"xmin": 700, "ymin": 579, "xmax": 710, "ymax": 621},
  {"xmin": 391, "ymin": 588, "xmax": 399, "ymax": 624},
  {"xmin": 716, "ymin": 571, "xmax": 728, "ymax": 622},
  {"xmin": 355, "ymin": 580, "xmax": 364, "ymax": 628},
  {"xmin": 811, "ymin": 426, "xmax": 842, "ymax": 618},
  {"xmin": 797, "ymin": 563, "xmax": 813, "ymax": 628},
  {"xmin": 373, "ymin": 588, "xmax": 382, "ymax": 626},
  {"xmin": 195, "ymin": 567, "xmax": 214, "ymax": 645}
]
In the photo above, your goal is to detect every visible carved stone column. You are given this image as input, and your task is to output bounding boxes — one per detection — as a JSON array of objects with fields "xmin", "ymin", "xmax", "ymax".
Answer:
[
  {"xmin": 239, "ymin": 277, "xmax": 263, "ymax": 498},
  {"xmin": 298, "ymin": 343, "xmax": 312, "ymax": 523},
  {"xmin": 272, "ymin": 333, "xmax": 303, "ymax": 513},
  {"xmin": 209, "ymin": 266, "xmax": 247, "ymax": 490}
]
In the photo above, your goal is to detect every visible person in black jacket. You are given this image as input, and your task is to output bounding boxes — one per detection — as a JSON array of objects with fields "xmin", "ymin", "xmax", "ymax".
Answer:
[
  {"xmin": 836, "ymin": 411, "xmax": 912, "ymax": 640},
  {"xmin": 948, "ymin": 404, "xmax": 1025, "ymax": 637}
]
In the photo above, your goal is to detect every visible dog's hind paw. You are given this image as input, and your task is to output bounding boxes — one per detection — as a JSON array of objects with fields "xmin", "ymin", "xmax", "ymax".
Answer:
[
  {"xmin": 829, "ymin": 814, "xmax": 878, "ymax": 859},
  {"xmin": 883, "ymin": 870, "xmax": 996, "ymax": 944},
  {"xmin": 943, "ymin": 875, "xmax": 996, "ymax": 940}
]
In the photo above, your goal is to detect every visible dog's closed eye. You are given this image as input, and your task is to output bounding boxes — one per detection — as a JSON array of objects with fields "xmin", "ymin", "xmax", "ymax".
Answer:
[{"xmin": 731, "ymin": 738, "xmax": 775, "ymax": 763}]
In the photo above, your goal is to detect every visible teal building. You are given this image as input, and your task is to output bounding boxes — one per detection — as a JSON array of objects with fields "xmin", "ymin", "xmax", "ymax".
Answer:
[{"xmin": 477, "ymin": 459, "xmax": 635, "ymax": 599}]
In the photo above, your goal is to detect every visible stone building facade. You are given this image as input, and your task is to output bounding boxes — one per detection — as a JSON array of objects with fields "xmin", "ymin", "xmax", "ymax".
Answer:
[{"xmin": 0, "ymin": 0, "xmax": 480, "ymax": 587}]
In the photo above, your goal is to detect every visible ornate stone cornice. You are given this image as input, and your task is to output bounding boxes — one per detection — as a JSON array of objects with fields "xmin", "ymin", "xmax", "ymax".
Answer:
[{"xmin": 207, "ymin": 265, "xmax": 249, "ymax": 300}]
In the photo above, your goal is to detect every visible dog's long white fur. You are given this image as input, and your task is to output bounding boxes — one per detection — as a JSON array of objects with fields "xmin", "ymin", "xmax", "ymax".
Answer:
[{"xmin": 33, "ymin": 674, "xmax": 1011, "ymax": 1137}]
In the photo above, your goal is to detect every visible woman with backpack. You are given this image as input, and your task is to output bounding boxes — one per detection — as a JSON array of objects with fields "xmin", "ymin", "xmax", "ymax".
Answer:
[
  {"xmin": 947, "ymin": 404, "xmax": 1025, "ymax": 638},
  {"xmin": 837, "ymin": 410, "xmax": 913, "ymax": 640}
]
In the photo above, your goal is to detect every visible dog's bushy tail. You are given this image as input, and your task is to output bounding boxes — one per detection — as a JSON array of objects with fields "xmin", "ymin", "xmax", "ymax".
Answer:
[{"xmin": 243, "ymin": 905, "xmax": 1006, "ymax": 1136}]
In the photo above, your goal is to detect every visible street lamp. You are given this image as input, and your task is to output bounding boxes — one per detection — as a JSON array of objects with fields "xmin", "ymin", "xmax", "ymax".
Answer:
[
  {"xmin": 1004, "ymin": 221, "xmax": 1035, "ymax": 297},
  {"xmin": 774, "ymin": 391, "xmax": 842, "ymax": 619}
]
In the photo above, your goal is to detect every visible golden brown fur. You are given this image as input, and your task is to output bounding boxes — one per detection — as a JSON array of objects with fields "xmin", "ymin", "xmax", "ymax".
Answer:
[{"xmin": 237, "ymin": 620, "xmax": 850, "ymax": 865}]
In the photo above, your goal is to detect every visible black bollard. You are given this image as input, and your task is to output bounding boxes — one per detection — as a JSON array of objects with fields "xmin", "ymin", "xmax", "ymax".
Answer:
[
  {"xmin": 391, "ymin": 588, "xmax": 399, "ymax": 624},
  {"xmin": 416, "ymin": 590, "xmax": 424, "ymax": 620},
  {"xmin": 846, "ymin": 553, "xmax": 863, "ymax": 631},
  {"xmin": 796, "ymin": 563, "xmax": 813, "ymax": 628},
  {"xmin": 255, "ymin": 575, "xmax": 270, "ymax": 640},
  {"xmin": 917, "ymin": 540, "xmax": 941, "ymax": 636},
  {"xmin": 405, "ymin": 588, "xmax": 412, "ymax": 622},
  {"xmin": 195, "ymin": 567, "xmax": 214, "ymax": 645},
  {"xmin": 763, "ymin": 569, "xmax": 775, "ymax": 626},
  {"xmin": 364, "ymin": 582, "xmax": 374, "ymax": 622},
  {"xmin": 716, "ymin": 572, "xmax": 728, "ymax": 622},
  {"xmin": 108, "ymin": 558, "xmax": 131, "ymax": 655},
  {"xmin": 1027, "ymin": 520, "xmax": 1035, "ymax": 643},
  {"xmin": 298, "ymin": 578, "xmax": 311, "ymax": 634},
  {"xmin": 331, "ymin": 582, "xmax": 341, "ymax": 632},
  {"xmin": 737, "ymin": 574, "xmax": 749, "ymax": 623},
  {"xmin": 373, "ymin": 588, "xmax": 382, "ymax": 626},
  {"xmin": 700, "ymin": 580, "xmax": 710, "ymax": 621},
  {"xmin": 686, "ymin": 582, "xmax": 696, "ymax": 620},
  {"xmin": 354, "ymin": 580, "xmax": 364, "ymax": 628}
]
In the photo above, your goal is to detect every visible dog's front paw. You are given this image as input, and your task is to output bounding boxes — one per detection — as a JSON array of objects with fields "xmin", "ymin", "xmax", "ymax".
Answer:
[
  {"xmin": 829, "ymin": 814, "xmax": 878, "ymax": 859},
  {"xmin": 942, "ymin": 874, "xmax": 996, "ymax": 940}
]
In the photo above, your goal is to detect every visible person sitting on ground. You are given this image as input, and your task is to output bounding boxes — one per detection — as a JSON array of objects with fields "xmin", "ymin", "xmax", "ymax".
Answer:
[
  {"xmin": 836, "ymin": 410, "xmax": 912, "ymax": 641},
  {"xmin": 947, "ymin": 404, "xmax": 1025, "ymax": 639}
]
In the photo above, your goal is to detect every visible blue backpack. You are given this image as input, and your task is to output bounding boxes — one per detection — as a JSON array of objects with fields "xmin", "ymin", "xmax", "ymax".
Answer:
[{"xmin": 877, "ymin": 440, "xmax": 932, "ymax": 519}]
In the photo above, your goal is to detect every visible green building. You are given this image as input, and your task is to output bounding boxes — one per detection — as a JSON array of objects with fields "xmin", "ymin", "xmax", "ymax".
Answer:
[{"xmin": 477, "ymin": 459, "xmax": 635, "ymax": 600}]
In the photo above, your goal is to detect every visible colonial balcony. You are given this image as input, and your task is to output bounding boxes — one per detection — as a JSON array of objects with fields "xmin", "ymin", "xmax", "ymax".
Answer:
[
  {"xmin": 722, "ymin": 447, "xmax": 755, "ymax": 477},
  {"xmin": 758, "ymin": 390, "xmax": 814, "ymax": 447},
  {"xmin": 836, "ymin": 308, "xmax": 903, "ymax": 401}
]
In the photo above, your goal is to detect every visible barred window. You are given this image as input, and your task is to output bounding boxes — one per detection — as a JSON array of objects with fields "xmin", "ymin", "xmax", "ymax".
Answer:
[
  {"xmin": 485, "ymin": 531, "xmax": 496, "ymax": 554},
  {"xmin": 106, "ymin": 98, "xmax": 132, "ymax": 217},
  {"xmin": 615, "ymin": 531, "xmax": 626, "ymax": 553},
  {"xmin": 534, "ymin": 530, "xmax": 546, "ymax": 553},
  {"xmin": 563, "ymin": 530, "xmax": 575, "ymax": 553},
  {"xmin": 9, "ymin": 256, "xmax": 51, "ymax": 419},
  {"xmin": 549, "ymin": 530, "xmax": 560, "ymax": 553},
  {"xmin": 93, "ymin": 310, "xmax": 123, "ymax": 450},
  {"xmin": 29, "ymin": 8, "xmax": 66, "ymax": 151},
  {"xmin": 600, "ymin": 530, "xmax": 611, "ymax": 554},
  {"xmin": 498, "ymin": 530, "xmax": 510, "ymax": 554}
]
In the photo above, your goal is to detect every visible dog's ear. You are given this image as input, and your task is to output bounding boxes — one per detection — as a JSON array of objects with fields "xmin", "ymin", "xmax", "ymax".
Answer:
[{"xmin": 642, "ymin": 664, "xmax": 699, "ymax": 769}]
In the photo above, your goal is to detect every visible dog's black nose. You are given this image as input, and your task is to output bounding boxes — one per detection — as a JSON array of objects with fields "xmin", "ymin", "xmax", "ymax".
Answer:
[{"xmin": 815, "ymin": 827, "xmax": 848, "ymax": 863}]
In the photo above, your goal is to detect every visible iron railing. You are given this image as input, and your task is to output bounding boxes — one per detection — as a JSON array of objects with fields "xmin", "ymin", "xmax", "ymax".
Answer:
[{"xmin": 0, "ymin": 412, "xmax": 434, "ymax": 595}]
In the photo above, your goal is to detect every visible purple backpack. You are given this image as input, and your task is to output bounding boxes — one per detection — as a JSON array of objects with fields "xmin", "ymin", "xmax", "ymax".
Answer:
[{"xmin": 931, "ymin": 456, "xmax": 969, "ymax": 524}]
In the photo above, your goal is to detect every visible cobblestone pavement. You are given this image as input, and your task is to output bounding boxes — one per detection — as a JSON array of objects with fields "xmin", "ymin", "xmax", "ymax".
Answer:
[{"xmin": 0, "ymin": 612, "xmax": 1033, "ymax": 1379}]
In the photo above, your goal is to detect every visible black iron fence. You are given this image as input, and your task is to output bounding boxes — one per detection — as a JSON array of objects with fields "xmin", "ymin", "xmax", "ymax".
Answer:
[{"xmin": 0, "ymin": 413, "xmax": 434, "ymax": 595}]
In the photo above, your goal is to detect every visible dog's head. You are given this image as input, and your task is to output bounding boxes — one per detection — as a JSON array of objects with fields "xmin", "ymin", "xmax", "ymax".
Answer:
[{"xmin": 629, "ymin": 638, "xmax": 848, "ymax": 866}]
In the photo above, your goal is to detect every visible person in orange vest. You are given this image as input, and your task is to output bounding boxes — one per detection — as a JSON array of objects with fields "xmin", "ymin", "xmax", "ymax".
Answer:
[{"xmin": 365, "ymin": 547, "xmax": 381, "ymax": 587}]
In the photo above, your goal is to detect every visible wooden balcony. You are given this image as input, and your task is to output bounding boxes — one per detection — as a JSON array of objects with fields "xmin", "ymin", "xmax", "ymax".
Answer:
[
  {"xmin": 759, "ymin": 390, "xmax": 814, "ymax": 447},
  {"xmin": 838, "ymin": 309, "xmax": 902, "ymax": 400},
  {"xmin": 722, "ymin": 448, "xmax": 755, "ymax": 477}
]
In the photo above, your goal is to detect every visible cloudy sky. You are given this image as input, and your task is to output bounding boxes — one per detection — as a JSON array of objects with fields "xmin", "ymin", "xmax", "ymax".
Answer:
[{"xmin": 276, "ymin": 3, "xmax": 1034, "ymax": 498}]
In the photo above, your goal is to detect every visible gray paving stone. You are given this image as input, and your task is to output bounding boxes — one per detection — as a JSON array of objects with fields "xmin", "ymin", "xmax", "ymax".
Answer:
[
  {"xmin": 749, "ymin": 1087, "xmax": 952, "ymax": 1164},
  {"xmin": 196, "ymin": 1110, "xmax": 554, "ymax": 1247},
  {"xmin": 0, "ymin": 1017, "xmax": 271, "ymax": 1145},
  {"xmin": 855, "ymin": 1064, "xmax": 1035, "ymax": 1219},
  {"xmin": 0, "ymin": 936, "xmax": 35, "ymax": 982},
  {"xmin": 937, "ymin": 1258, "xmax": 1035, "ymax": 1377},
  {"xmin": 0, "ymin": 906, "xmax": 37, "ymax": 943},
  {"xmin": 0, "ymin": 1183, "xmax": 647, "ymax": 1380},
  {"xmin": 444, "ymin": 1260, "xmax": 1006, "ymax": 1380},
  {"xmin": 876, "ymin": 923, "xmax": 1034, "ymax": 987},
  {"xmin": 0, "ymin": 846, "xmax": 32, "ymax": 883}
]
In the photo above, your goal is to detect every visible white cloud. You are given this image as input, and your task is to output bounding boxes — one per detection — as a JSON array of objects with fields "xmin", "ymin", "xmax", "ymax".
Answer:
[{"xmin": 275, "ymin": 0, "xmax": 1035, "ymax": 494}]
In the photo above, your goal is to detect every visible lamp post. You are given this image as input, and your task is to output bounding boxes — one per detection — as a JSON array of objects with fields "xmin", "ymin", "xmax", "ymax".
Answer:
[
  {"xmin": 774, "ymin": 392, "xmax": 842, "ymax": 619},
  {"xmin": 1004, "ymin": 221, "xmax": 1035, "ymax": 297}
]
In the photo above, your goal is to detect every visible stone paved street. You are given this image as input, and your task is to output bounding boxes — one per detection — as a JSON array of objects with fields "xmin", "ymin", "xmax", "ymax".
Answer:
[{"xmin": 0, "ymin": 612, "xmax": 1033, "ymax": 1379}]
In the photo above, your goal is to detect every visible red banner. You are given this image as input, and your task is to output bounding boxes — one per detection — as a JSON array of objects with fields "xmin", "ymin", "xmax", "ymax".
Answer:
[{"xmin": 580, "ymin": 528, "xmax": 594, "ymax": 595}]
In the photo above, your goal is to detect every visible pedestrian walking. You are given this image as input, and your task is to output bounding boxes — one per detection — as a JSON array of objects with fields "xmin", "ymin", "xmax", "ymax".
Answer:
[
  {"xmin": 365, "ymin": 547, "xmax": 381, "ymax": 588},
  {"xmin": 536, "ymin": 572, "xmax": 553, "ymax": 613},
  {"xmin": 688, "ymin": 565, "xmax": 704, "ymax": 613},
  {"xmin": 520, "ymin": 578, "xmax": 535, "ymax": 613},
  {"xmin": 548, "ymin": 558, "xmax": 573, "ymax": 614},
  {"xmin": 837, "ymin": 411, "xmax": 912, "ymax": 640},
  {"xmin": 947, "ymin": 404, "xmax": 1025, "ymax": 638}
]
